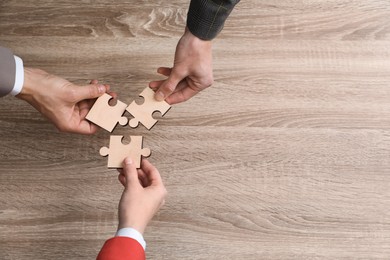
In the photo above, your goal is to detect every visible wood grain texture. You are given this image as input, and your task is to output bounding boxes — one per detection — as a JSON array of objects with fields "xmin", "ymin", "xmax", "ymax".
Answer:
[{"xmin": 1, "ymin": 0, "xmax": 390, "ymax": 259}]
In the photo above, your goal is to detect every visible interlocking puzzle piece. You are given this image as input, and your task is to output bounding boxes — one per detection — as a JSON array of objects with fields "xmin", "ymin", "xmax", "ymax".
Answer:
[
  {"xmin": 126, "ymin": 87, "xmax": 171, "ymax": 130},
  {"xmin": 86, "ymin": 93, "xmax": 128, "ymax": 132},
  {"xmin": 99, "ymin": 135, "xmax": 151, "ymax": 168}
]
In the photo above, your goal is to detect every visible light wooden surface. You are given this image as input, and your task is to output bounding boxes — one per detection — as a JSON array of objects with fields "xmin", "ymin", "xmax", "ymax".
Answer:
[{"xmin": 1, "ymin": 0, "xmax": 390, "ymax": 259}]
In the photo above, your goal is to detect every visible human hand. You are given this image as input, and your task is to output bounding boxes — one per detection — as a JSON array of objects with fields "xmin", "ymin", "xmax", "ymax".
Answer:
[
  {"xmin": 16, "ymin": 68, "xmax": 111, "ymax": 134},
  {"xmin": 149, "ymin": 27, "xmax": 213, "ymax": 105},
  {"xmin": 117, "ymin": 157, "xmax": 167, "ymax": 234}
]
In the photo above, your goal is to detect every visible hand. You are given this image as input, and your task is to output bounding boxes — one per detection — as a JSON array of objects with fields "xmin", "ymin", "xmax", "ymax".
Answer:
[
  {"xmin": 149, "ymin": 27, "xmax": 213, "ymax": 105},
  {"xmin": 117, "ymin": 157, "xmax": 167, "ymax": 234},
  {"xmin": 16, "ymin": 68, "xmax": 110, "ymax": 134}
]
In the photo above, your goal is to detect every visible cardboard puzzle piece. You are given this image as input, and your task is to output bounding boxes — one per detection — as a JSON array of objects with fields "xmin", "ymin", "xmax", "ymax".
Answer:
[
  {"xmin": 126, "ymin": 87, "xmax": 171, "ymax": 130},
  {"xmin": 99, "ymin": 135, "xmax": 151, "ymax": 168},
  {"xmin": 86, "ymin": 93, "xmax": 128, "ymax": 132}
]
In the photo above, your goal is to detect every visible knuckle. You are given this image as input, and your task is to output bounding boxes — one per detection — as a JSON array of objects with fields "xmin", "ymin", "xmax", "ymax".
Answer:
[
  {"xmin": 89, "ymin": 85, "xmax": 98, "ymax": 98},
  {"xmin": 205, "ymin": 76, "xmax": 214, "ymax": 87}
]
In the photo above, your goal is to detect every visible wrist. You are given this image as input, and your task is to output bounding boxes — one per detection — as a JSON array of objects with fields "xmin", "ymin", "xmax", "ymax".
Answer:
[
  {"xmin": 179, "ymin": 27, "xmax": 212, "ymax": 60},
  {"xmin": 16, "ymin": 67, "xmax": 40, "ymax": 101},
  {"xmin": 183, "ymin": 26, "xmax": 212, "ymax": 47},
  {"xmin": 118, "ymin": 221, "xmax": 146, "ymax": 235}
]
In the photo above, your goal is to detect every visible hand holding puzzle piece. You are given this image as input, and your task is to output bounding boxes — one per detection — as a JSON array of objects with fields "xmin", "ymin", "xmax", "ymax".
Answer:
[
  {"xmin": 100, "ymin": 135, "xmax": 151, "ymax": 168},
  {"xmin": 126, "ymin": 87, "xmax": 171, "ymax": 130},
  {"xmin": 86, "ymin": 87, "xmax": 171, "ymax": 168},
  {"xmin": 85, "ymin": 93, "xmax": 128, "ymax": 132}
]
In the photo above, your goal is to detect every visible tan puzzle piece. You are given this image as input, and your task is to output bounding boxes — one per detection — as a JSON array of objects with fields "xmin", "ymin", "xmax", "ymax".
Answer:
[
  {"xmin": 99, "ymin": 135, "xmax": 151, "ymax": 168},
  {"xmin": 126, "ymin": 87, "xmax": 171, "ymax": 130},
  {"xmin": 86, "ymin": 93, "xmax": 128, "ymax": 132}
]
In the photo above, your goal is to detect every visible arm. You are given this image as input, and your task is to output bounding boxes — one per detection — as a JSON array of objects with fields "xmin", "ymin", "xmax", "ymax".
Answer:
[
  {"xmin": 0, "ymin": 46, "xmax": 111, "ymax": 134},
  {"xmin": 0, "ymin": 46, "xmax": 23, "ymax": 97},
  {"xmin": 97, "ymin": 158, "xmax": 167, "ymax": 260},
  {"xmin": 186, "ymin": 0, "xmax": 241, "ymax": 41},
  {"xmin": 150, "ymin": 0, "xmax": 240, "ymax": 105}
]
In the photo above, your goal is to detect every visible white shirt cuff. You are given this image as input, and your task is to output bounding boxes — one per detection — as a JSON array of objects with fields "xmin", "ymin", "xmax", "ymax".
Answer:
[
  {"xmin": 11, "ymin": 55, "xmax": 24, "ymax": 96},
  {"xmin": 115, "ymin": 227, "xmax": 146, "ymax": 250}
]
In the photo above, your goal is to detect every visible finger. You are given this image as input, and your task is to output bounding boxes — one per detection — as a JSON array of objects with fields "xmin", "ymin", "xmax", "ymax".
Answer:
[
  {"xmin": 149, "ymin": 79, "xmax": 164, "ymax": 90},
  {"xmin": 140, "ymin": 159, "xmax": 163, "ymax": 186},
  {"xmin": 162, "ymin": 79, "xmax": 187, "ymax": 104},
  {"xmin": 149, "ymin": 67, "xmax": 172, "ymax": 89},
  {"xmin": 78, "ymin": 100, "xmax": 92, "ymax": 119},
  {"xmin": 104, "ymin": 84, "xmax": 111, "ymax": 93},
  {"xmin": 60, "ymin": 121, "xmax": 97, "ymax": 135},
  {"xmin": 74, "ymin": 84, "xmax": 108, "ymax": 102},
  {"xmin": 89, "ymin": 80, "xmax": 111, "ymax": 93},
  {"xmin": 170, "ymin": 79, "xmax": 188, "ymax": 95},
  {"xmin": 83, "ymin": 98, "xmax": 99, "ymax": 112},
  {"xmin": 78, "ymin": 92, "xmax": 108, "ymax": 113},
  {"xmin": 73, "ymin": 120, "xmax": 99, "ymax": 135},
  {"xmin": 77, "ymin": 101, "xmax": 99, "ymax": 134},
  {"xmin": 154, "ymin": 71, "xmax": 184, "ymax": 101},
  {"xmin": 118, "ymin": 173, "xmax": 126, "ymax": 187},
  {"xmin": 157, "ymin": 67, "xmax": 172, "ymax": 77},
  {"xmin": 108, "ymin": 91, "xmax": 117, "ymax": 100},
  {"xmin": 122, "ymin": 157, "xmax": 139, "ymax": 189},
  {"xmin": 137, "ymin": 168, "xmax": 149, "ymax": 187},
  {"xmin": 165, "ymin": 84, "xmax": 200, "ymax": 105}
]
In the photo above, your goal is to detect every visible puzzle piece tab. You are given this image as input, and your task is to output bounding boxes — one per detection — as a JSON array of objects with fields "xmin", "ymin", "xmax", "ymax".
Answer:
[
  {"xmin": 126, "ymin": 87, "xmax": 171, "ymax": 130},
  {"xmin": 99, "ymin": 135, "xmax": 151, "ymax": 168},
  {"xmin": 86, "ymin": 93, "xmax": 128, "ymax": 132}
]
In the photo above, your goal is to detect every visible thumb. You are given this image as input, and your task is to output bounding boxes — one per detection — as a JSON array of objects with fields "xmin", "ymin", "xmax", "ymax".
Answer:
[
  {"xmin": 74, "ymin": 84, "xmax": 107, "ymax": 101},
  {"xmin": 122, "ymin": 157, "xmax": 139, "ymax": 189},
  {"xmin": 155, "ymin": 71, "xmax": 184, "ymax": 101}
]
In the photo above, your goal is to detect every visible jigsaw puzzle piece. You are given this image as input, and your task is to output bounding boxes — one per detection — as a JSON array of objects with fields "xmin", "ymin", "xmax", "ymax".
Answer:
[
  {"xmin": 126, "ymin": 87, "xmax": 171, "ymax": 130},
  {"xmin": 86, "ymin": 93, "xmax": 128, "ymax": 132},
  {"xmin": 99, "ymin": 135, "xmax": 151, "ymax": 168}
]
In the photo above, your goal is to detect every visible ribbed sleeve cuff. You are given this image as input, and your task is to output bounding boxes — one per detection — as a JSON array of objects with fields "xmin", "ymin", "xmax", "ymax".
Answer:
[{"xmin": 186, "ymin": 0, "xmax": 240, "ymax": 40}]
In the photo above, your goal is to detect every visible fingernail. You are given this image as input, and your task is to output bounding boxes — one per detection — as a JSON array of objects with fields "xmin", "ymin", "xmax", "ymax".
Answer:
[
  {"xmin": 124, "ymin": 157, "xmax": 133, "ymax": 165},
  {"xmin": 155, "ymin": 91, "xmax": 164, "ymax": 101},
  {"xmin": 98, "ymin": 85, "xmax": 106, "ymax": 93}
]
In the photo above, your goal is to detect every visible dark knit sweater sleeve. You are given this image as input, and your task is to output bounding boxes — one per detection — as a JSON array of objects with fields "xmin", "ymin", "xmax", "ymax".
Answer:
[{"xmin": 186, "ymin": 0, "xmax": 240, "ymax": 40}]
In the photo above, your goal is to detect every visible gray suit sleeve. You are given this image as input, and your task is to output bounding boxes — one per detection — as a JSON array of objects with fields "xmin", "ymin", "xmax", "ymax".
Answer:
[
  {"xmin": 0, "ymin": 46, "xmax": 16, "ymax": 97},
  {"xmin": 186, "ymin": 0, "xmax": 240, "ymax": 40}
]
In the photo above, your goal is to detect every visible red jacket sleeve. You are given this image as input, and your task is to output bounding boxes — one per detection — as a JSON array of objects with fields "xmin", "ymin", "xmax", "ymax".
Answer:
[{"xmin": 97, "ymin": 237, "xmax": 145, "ymax": 260}]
